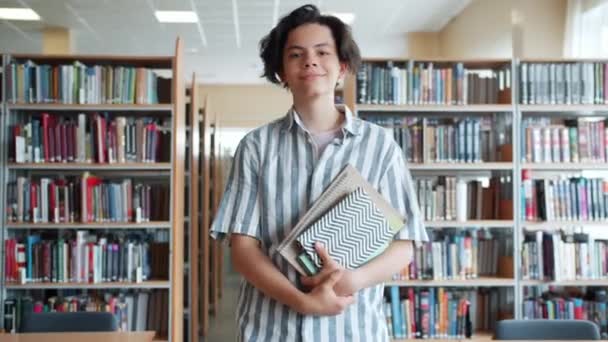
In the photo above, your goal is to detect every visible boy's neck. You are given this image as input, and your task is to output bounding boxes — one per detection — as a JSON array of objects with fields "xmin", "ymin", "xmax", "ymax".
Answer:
[{"xmin": 292, "ymin": 94, "xmax": 343, "ymax": 134}]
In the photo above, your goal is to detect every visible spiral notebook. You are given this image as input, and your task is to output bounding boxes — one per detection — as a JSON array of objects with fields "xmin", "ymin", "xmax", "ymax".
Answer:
[{"xmin": 274, "ymin": 164, "xmax": 406, "ymax": 276}]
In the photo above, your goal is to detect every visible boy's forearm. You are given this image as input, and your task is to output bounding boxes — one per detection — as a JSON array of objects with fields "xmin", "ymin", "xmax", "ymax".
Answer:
[
  {"xmin": 353, "ymin": 240, "xmax": 413, "ymax": 290},
  {"xmin": 230, "ymin": 235, "xmax": 308, "ymax": 313}
]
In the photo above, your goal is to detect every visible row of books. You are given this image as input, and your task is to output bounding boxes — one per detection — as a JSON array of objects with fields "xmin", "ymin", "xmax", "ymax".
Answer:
[
  {"xmin": 522, "ymin": 287, "xmax": 608, "ymax": 338},
  {"xmin": 364, "ymin": 115, "xmax": 508, "ymax": 164},
  {"xmin": 385, "ymin": 287, "xmax": 512, "ymax": 339},
  {"xmin": 522, "ymin": 173, "xmax": 608, "ymax": 222},
  {"xmin": 6, "ymin": 61, "xmax": 171, "ymax": 104},
  {"xmin": 415, "ymin": 176, "xmax": 513, "ymax": 221},
  {"xmin": 11, "ymin": 114, "xmax": 171, "ymax": 164},
  {"xmin": 520, "ymin": 62, "xmax": 607, "ymax": 105},
  {"xmin": 4, "ymin": 231, "xmax": 169, "ymax": 284},
  {"xmin": 522, "ymin": 118, "xmax": 608, "ymax": 163},
  {"xmin": 394, "ymin": 229, "xmax": 512, "ymax": 281},
  {"xmin": 521, "ymin": 231, "xmax": 608, "ymax": 281},
  {"xmin": 3, "ymin": 290, "xmax": 169, "ymax": 337},
  {"xmin": 6, "ymin": 176, "xmax": 169, "ymax": 223},
  {"xmin": 356, "ymin": 62, "xmax": 511, "ymax": 105}
]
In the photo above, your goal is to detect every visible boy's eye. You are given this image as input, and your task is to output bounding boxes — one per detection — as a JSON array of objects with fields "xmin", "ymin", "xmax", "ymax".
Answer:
[
  {"xmin": 319, "ymin": 51, "xmax": 329, "ymax": 56},
  {"xmin": 289, "ymin": 53, "xmax": 301, "ymax": 58}
]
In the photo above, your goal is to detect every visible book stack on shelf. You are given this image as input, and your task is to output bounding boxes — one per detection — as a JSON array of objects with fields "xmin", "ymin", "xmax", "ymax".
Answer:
[
  {"xmin": 517, "ymin": 59, "xmax": 608, "ymax": 341},
  {"xmin": 0, "ymin": 40, "xmax": 184, "ymax": 341},
  {"xmin": 345, "ymin": 57, "xmax": 608, "ymax": 340},
  {"xmin": 347, "ymin": 58, "xmax": 516, "ymax": 340}
]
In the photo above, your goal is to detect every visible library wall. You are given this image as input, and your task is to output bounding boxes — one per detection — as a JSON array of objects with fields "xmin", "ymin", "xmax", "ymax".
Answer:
[
  {"xmin": 438, "ymin": 0, "xmax": 567, "ymax": 58},
  {"xmin": 197, "ymin": 84, "xmax": 292, "ymax": 127}
]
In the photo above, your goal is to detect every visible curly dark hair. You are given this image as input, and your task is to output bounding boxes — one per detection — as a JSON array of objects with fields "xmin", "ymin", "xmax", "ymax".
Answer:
[{"xmin": 259, "ymin": 4, "xmax": 361, "ymax": 86}]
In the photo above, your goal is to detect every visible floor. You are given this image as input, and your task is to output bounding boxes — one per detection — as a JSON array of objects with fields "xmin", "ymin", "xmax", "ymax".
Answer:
[{"xmin": 203, "ymin": 252, "xmax": 240, "ymax": 342}]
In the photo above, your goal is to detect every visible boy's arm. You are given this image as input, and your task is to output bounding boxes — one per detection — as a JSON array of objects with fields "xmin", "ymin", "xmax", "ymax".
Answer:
[
  {"xmin": 301, "ymin": 240, "xmax": 413, "ymax": 296},
  {"xmin": 231, "ymin": 234, "xmax": 355, "ymax": 316},
  {"xmin": 351, "ymin": 240, "xmax": 413, "ymax": 290}
]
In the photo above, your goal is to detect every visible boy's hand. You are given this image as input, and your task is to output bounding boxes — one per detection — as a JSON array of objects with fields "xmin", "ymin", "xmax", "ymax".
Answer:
[
  {"xmin": 300, "ymin": 242, "xmax": 362, "ymax": 296},
  {"xmin": 299, "ymin": 270, "xmax": 356, "ymax": 316}
]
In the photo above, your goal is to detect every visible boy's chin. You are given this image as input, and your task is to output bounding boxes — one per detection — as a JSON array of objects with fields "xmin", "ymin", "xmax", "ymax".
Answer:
[{"xmin": 294, "ymin": 86, "xmax": 332, "ymax": 99}]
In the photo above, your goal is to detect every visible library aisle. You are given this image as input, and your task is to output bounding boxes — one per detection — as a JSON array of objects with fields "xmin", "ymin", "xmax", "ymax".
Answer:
[{"xmin": 205, "ymin": 252, "xmax": 238, "ymax": 341}]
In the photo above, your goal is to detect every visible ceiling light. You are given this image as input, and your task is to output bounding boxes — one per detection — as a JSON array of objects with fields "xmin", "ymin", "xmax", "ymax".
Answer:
[
  {"xmin": 325, "ymin": 12, "xmax": 355, "ymax": 25},
  {"xmin": 0, "ymin": 8, "xmax": 40, "ymax": 21},
  {"xmin": 155, "ymin": 10, "xmax": 198, "ymax": 23}
]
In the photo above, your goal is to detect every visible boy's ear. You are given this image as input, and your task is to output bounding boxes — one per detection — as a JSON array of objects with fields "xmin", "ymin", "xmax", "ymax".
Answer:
[{"xmin": 276, "ymin": 72, "xmax": 288, "ymax": 88}]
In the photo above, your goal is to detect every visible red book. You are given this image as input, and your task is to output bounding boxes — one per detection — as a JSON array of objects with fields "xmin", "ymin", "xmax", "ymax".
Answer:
[
  {"xmin": 30, "ymin": 182, "xmax": 37, "ymax": 223},
  {"xmin": 61, "ymin": 122, "xmax": 68, "ymax": 163},
  {"xmin": 71, "ymin": 124, "xmax": 78, "ymax": 162},
  {"xmin": 95, "ymin": 115, "xmax": 107, "ymax": 163},
  {"xmin": 408, "ymin": 288, "xmax": 417, "ymax": 337},
  {"xmin": 54, "ymin": 118, "xmax": 62, "ymax": 162},
  {"xmin": 88, "ymin": 242, "xmax": 95, "ymax": 283},
  {"xmin": 86, "ymin": 176, "xmax": 102, "ymax": 222},
  {"xmin": 523, "ymin": 169, "xmax": 534, "ymax": 221},
  {"xmin": 41, "ymin": 113, "xmax": 50, "ymax": 162},
  {"xmin": 43, "ymin": 242, "xmax": 51, "ymax": 282},
  {"xmin": 66, "ymin": 121, "xmax": 74, "ymax": 162},
  {"xmin": 48, "ymin": 116, "xmax": 56, "ymax": 162},
  {"xmin": 49, "ymin": 183, "xmax": 56, "ymax": 223}
]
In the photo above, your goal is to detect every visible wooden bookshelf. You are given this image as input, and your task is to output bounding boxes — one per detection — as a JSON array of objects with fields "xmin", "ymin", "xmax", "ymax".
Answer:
[
  {"xmin": 520, "ymin": 279, "xmax": 608, "ymax": 287},
  {"xmin": 0, "ymin": 39, "xmax": 185, "ymax": 341},
  {"xmin": 6, "ymin": 103, "xmax": 173, "ymax": 111},
  {"xmin": 5, "ymin": 280, "xmax": 171, "ymax": 290},
  {"xmin": 522, "ymin": 162, "xmax": 608, "ymax": 170},
  {"xmin": 519, "ymin": 104, "xmax": 608, "ymax": 112},
  {"xmin": 7, "ymin": 162, "xmax": 172, "ymax": 171},
  {"xmin": 5, "ymin": 222, "xmax": 172, "ymax": 229},
  {"xmin": 356, "ymin": 104, "xmax": 512, "ymax": 113},
  {"xmin": 386, "ymin": 277, "xmax": 515, "ymax": 287},
  {"xmin": 187, "ymin": 74, "xmax": 201, "ymax": 341},
  {"xmin": 408, "ymin": 162, "xmax": 513, "ymax": 171},
  {"xmin": 392, "ymin": 331, "xmax": 493, "ymax": 342},
  {"xmin": 424, "ymin": 220, "xmax": 514, "ymax": 228},
  {"xmin": 348, "ymin": 57, "xmax": 518, "ymax": 336},
  {"xmin": 522, "ymin": 221, "xmax": 608, "ymax": 229},
  {"xmin": 200, "ymin": 97, "xmax": 211, "ymax": 336}
]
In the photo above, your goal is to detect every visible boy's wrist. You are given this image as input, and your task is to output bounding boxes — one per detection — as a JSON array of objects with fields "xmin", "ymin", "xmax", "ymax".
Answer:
[{"xmin": 294, "ymin": 291, "xmax": 313, "ymax": 314}]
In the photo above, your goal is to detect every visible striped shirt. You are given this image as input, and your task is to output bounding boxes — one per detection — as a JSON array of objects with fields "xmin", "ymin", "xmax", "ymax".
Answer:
[{"xmin": 210, "ymin": 105, "xmax": 428, "ymax": 342}]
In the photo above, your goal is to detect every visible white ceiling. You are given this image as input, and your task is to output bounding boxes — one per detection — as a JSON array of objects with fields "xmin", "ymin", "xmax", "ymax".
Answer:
[{"xmin": 0, "ymin": 0, "xmax": 471, "ymax": 84}]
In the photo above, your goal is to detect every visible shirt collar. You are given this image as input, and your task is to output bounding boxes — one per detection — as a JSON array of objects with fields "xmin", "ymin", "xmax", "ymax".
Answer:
[{"xmin": 281, "ymin": 104, "xmax": 361, "ymax": 137}]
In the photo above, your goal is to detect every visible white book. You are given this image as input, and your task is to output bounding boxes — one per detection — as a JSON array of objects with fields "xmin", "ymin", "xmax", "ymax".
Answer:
[
  {"xmin": 136, "ymin": 292, "xmax": 149, "ymax": 331},
  {"xmin": 15, "ymin": 136, "xmax": 25, "ymax": 163}
]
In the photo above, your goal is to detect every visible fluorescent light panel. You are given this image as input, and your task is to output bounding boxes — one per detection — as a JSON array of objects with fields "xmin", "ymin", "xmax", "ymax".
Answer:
[
  {"xmin": 155, "ymin": 10, "xmax": 198, "ymax": 23},
  {"xmin": 0, "ymin": 8, "xmax": 40, "ymax": 21}
]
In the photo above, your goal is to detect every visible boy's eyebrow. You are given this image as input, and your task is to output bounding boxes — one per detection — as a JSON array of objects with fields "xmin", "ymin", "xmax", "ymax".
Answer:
[{"xmin": 286, "ymin": 42, "xmax": 331, "ymax": 50}]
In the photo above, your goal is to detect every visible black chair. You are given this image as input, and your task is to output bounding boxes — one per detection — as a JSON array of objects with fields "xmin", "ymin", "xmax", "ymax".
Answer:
[
  {"xmin": 495, "ymin": 319, "xmax": 601, "ymax": 340},
  {"xmin": 20, "ymin": 312, "xmax": 118, "ymax": 333}
]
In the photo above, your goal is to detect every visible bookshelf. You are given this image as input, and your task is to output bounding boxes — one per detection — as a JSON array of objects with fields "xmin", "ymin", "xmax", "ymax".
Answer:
[
  {"xmin": 349, "ymin": 57, "xmax": 608, "ymax": 340},
  {"xmin": 0, "ymin": 39, "xmax": 185, "ymax": 341},
  {"xmin": 184, "ymin": 74, "xmax": 201, "ymax": 341},
  {"xmin": 350, "ymin": 57, "xmax": 517, "ymax": 340},
  {"xmin": 200, "ymin": 97, "xmax": 211, "ymax": 336},
  {"xmin": 518, "ymin": 59, "xmax": 608, "ymax": 332}
]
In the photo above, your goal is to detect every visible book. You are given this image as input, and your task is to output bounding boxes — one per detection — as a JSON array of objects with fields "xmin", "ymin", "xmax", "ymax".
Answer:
[
  {"xmin": 275, "ymin": 164, "xmax": 406, "ymax": 276},
  {"xmin": 296, "ymin": 187, "xmax": 401, "ymax": 273}
]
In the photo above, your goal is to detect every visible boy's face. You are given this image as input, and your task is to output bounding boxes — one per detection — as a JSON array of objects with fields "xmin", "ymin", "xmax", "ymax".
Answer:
[{"xmin": 281, "ymin": 23, "xmax": 346, "ymax": 99}]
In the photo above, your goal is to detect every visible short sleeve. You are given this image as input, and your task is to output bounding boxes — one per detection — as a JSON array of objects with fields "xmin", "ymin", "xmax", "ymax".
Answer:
[
  {"xmin": 209, "ymin": 137, "xmax": 261, "ymax": 244},
  {"xmin": 378, "ymin": 150, "xmax": 428, "ymax": 244}
]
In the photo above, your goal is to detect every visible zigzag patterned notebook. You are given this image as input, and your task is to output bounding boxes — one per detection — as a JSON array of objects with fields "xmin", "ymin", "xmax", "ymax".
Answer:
[{"xmin": 296, "ymin": 187, "xmax": 400, "ymax": 271}]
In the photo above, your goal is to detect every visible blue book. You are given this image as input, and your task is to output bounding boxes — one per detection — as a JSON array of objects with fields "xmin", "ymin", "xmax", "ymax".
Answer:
[
  {"xmin": 390, "ymin": 286, "xmax": 403, "ymax": 338},
  {"xmin": 26, "ymin": 235, "xmax": 40, "ymax": 281}
]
